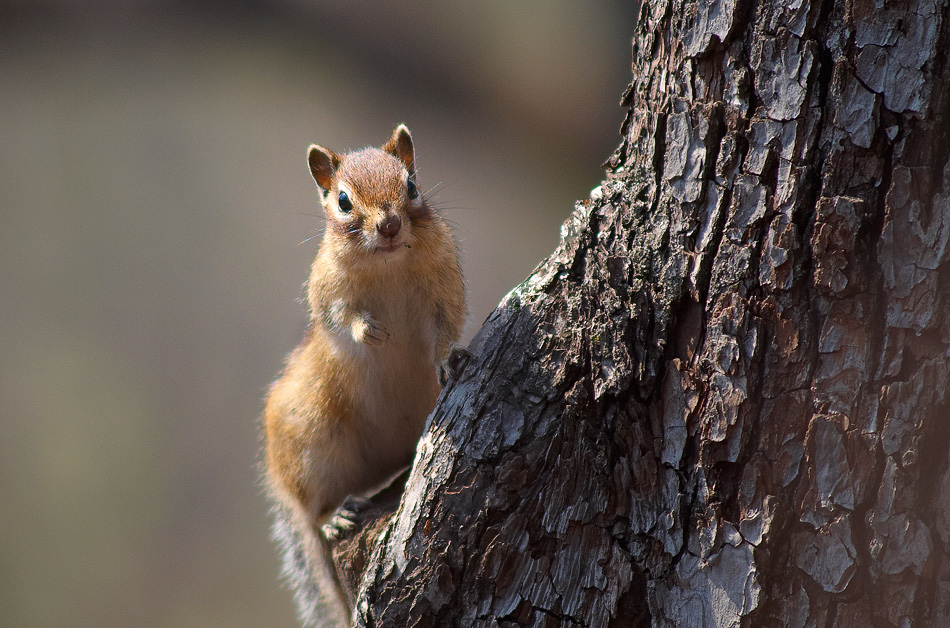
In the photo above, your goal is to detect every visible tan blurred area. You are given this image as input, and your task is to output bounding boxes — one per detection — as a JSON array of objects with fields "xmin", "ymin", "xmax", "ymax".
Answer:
[{"xmin": 0, "ymin": 1, "xmax": 635, "ymax": 626}]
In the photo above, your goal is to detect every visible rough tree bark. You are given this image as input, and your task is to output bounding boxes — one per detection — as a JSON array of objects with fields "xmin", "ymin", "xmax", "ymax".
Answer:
[{"xmin": 324, "ymin": 0, "xmax": 950, "ymax": 625}]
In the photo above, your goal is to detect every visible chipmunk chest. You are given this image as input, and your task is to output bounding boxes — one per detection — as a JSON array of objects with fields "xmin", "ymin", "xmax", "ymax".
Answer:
[
  {"xmin": 360, "ymin": 288, "xmax": 436, "ymax": 374},
  {"xmin": 355, "ymin": 293, "xmax": 440, "ymax": 433}
]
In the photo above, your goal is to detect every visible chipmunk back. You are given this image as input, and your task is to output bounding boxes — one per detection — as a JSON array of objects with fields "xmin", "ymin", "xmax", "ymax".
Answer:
[{"xmin": 263, "ymin": 125, "xmax": 465, "ymax": 627}]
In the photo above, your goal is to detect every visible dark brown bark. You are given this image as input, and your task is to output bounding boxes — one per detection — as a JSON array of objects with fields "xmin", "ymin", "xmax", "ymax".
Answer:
[{"xmin": 326, "ymin": 0, "xmax": 950, "ymax": 625}]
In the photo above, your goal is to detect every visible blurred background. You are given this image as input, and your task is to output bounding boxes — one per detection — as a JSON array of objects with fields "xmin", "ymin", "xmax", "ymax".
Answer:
[{"xmin": 0, "ymin": 1, "xmax": 636, "ymax": 626}]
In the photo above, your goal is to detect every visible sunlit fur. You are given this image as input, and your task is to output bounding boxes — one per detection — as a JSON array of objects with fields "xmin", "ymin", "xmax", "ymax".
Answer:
[{"xmin": 262, "ymin": 126, "xmax": 465, "ymax": 627}]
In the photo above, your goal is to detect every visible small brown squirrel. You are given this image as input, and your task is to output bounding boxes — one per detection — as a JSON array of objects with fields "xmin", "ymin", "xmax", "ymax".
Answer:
[{"xmin": 263, "ymin": 125, "xmax": 465, "ymax": 627}]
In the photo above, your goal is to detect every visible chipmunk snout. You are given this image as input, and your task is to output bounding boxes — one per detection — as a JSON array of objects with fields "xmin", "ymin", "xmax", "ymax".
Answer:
[{"xmin": 377, "ymin": 215, "xmax": 402, "ymax": 239}]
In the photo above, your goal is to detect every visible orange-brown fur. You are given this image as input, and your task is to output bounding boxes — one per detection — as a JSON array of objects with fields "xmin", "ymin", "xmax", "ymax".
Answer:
[{"xmin": 263, "ymin": 125, "xmax": 464, "ymax": 627}]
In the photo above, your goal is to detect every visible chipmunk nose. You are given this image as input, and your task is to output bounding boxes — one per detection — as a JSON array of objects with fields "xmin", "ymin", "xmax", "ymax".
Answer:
[{"xmin": 377, "ymin": 214, "xmax": 402, "ymax": 239}]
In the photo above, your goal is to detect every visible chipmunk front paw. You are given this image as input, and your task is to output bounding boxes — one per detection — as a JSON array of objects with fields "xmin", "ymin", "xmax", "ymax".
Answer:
[
  {"xmin": 353, "ymin": 314, "xmax": 389, "ymax": 346},
  {"xmin": 438, "ymin": 345, "xmax": 472, "ymax": 386}
]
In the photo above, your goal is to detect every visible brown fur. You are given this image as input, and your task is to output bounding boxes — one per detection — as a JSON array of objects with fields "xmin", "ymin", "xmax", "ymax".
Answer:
[{"xmin": 262, "ymin": 125, "xmax": 465, "ymax": 627}]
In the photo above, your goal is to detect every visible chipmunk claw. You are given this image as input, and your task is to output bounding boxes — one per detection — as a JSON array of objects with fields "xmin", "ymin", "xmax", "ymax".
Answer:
[
  {"xmin": 323, "ymin": 496, "xmax": 375, "ymax": 541},
  {"xmin": 438, "ymin": 345, "xmax": 472, "ymax": 386}
]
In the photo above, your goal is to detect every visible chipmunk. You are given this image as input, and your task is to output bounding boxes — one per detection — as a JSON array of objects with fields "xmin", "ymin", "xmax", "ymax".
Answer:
[{"xmin": 263, "ymin": 125, "xmax": 465, "ymax": 627}]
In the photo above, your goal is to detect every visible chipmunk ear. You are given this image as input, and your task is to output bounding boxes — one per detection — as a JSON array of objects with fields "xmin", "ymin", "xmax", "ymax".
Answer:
[
  {"xmin": 383, "ymin": 124, "xmax": 415, "ymax": 176},
  {"xmin": 307, "ymin": 144, "xmax": 339, "ymax": 190}
]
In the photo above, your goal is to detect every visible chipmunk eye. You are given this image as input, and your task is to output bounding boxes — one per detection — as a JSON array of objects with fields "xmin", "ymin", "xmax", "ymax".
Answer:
[
  {"xmin": 407, "ymin": 178, "xmax": 419, "ymax": 200},
  {"xmin": 337, "ymin": 190, "xmax": 353, "ymax": 213}
]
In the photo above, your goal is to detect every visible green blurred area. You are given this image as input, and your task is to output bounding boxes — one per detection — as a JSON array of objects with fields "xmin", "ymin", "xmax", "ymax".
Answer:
[{"xmin": 0, "ymin": 1, "xmax": 634, "ymax": 626}]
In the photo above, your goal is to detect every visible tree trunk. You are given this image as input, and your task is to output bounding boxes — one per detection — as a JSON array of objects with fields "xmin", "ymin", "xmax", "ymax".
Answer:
[{"xmin": 325, "ymin": 0, "xmax": 950, "ymax": 625}]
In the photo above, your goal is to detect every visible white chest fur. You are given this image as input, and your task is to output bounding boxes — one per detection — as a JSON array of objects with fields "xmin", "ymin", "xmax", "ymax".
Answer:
[{"xmin": 329, "ymin": 283, "xmax": 440, "ymax": 461}]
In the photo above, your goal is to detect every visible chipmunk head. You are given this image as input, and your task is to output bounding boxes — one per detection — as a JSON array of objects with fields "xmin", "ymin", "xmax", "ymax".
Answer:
[{"xmin": 308, "ymin": 125, "xmax": 431, "ymax": 257}]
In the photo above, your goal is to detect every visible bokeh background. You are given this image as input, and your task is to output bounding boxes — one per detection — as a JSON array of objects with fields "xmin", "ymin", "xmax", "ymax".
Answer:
[{"xmin": 0, "ymin": 1, "xmax": 636, "ymax": 626}]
